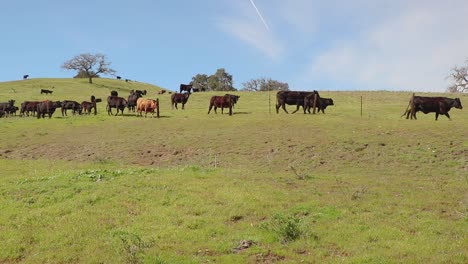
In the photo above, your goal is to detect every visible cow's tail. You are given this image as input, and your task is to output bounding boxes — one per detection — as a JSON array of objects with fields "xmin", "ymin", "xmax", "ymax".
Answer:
[{"xmin": 401, "ymin": 101, "xmax": 411, "ymax": 117}]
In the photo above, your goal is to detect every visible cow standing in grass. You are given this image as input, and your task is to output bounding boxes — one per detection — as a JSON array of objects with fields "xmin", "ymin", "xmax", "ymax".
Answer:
[
  {"xmin": 136, "ymin": 98, "xmax": 159, "ymax": 118},
  {"xmin": 171, "ymin": 93, "xmax": 190, "ymax": 110},
  {"xmin": 208, "ymin": 94, "xmax": 239, "ymax": 116},
  {"xmin": 276, "ymin": 91, "xmax": 320, "ymax": 114},
  {"xmin": 61, "ymin": 100, "xmax": 83, "ymax": 116},
  {"xmin": 403, "ymin": 96, "xmax": 463, "ymax": 120},
  {"xmin": 107, "ymin": 96, "xmax": 127, "ymax": 116},
  {"xmin": 37, "ymin": 100, "xmax": 61, "ymax": 119}
]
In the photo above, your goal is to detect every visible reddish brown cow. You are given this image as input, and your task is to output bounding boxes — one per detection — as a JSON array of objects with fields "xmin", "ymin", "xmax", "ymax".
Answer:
[{"xmin": 136, "ymin": 98, "xmax": 159, "ymax": 118}]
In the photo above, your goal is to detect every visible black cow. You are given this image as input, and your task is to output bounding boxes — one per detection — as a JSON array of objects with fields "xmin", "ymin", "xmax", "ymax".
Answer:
[
  {"xmin": 61, "ymin": 100, "xmax": 83, "ymax": 116},
  {"xmin": 127, "ymin": 91, "xmax": 143, "ymax": 112},
  {"xmin": 225, "ymin": 94, "xmax": 240, "ymax": 107},
  {"xmin": 134, "ymin": 90, "xmax": 147, "ymax": 96},
  {"xmin": 276, "ymin": 91, "xmax": 320, "ymax": 114},
  {"xmin": 208, "ymin": 94, "xmax": 239, "ymax": 115},
  {"xmin": 111, "ymin": 90, "xmax": 118, "ymax": 96},
  {"xmin": 8, "ymin": 106, "xmax": 19, "ymax": 116},
  {"xmin": 107, "ymin": 96, "xmax": 127, "ymax": 116},
  {"xmin": 41, "ymin": 89, "xmax": 53, "ymax": 94},
  {"xmin": 180, "ymin": 84, "xmax": 192, "ymax": 93},
  {"xmin": 304, "ymin": 97, "xmax": 334, "ymax": 114},
  {"xmin": 116, "ymin": 76, "xmax": 122, "ymax": 80},
  {"xmin": 0, "ymin": 100, "xmax": 15, "ymax": 117},
  {"xmin": 404, "ymin": 96, "xmax": 463, "ymax": 120},
  {"xmin": 20, "ymin": 101, "xmax": 40, "ymax": 116},
  {"xmin": 23, "ymin": 74, "xmax": 29, "ymax": 80},
  {"xmin": 171, "ymin": 93, "xmax": 190, "ymax": 110},
  {"xmin": 0, "ymin": 110, "xmax": 5, "ymax": 118},
  {"xmin": 37, "ymin": 100, "xmax": 61, "ymax": 119}
]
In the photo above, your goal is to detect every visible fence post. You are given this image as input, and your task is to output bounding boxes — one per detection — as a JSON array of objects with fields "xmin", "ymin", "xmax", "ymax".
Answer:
[
  {"xmin": 360, "ymin": 96, "xmax": 363, "ymax": 117},
  {"xmin": 156, "ymin": 98, "xmax": 160, "ymax": 118},
  {"xmin": 312, "ymin": 93, "xmax": 317, "ymax": 114}
]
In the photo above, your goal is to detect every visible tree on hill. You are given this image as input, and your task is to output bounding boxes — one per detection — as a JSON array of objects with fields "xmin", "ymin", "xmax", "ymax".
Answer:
[
  {"xmin": 242, "ymin": 77, "xmax": 289, "ymax": 91},
  {"xmin": 207, "ymin": 68, "xmax": 236, "ymax": 91},
  {"xmin": 447, "ymin": 58, "xmax": 468, "ymax": 93},
  {"xmin": 62, "ymin": 53, "xmax": 116, "ymax": 84},
  {"xmin": 190, "ymin": 74, "xmax": 209, "ymax": 91}
]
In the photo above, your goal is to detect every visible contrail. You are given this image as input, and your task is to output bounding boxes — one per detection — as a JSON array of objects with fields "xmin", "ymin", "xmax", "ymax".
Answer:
[{"xmin": 249, "ymin": 0, "xmax": 270, "ymax": 31}]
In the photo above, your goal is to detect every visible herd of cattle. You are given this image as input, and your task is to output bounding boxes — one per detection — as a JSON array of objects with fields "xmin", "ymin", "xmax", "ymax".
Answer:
[{"xmin": 0, "ymin": 84, "xmax": 463, "ymax": 120}]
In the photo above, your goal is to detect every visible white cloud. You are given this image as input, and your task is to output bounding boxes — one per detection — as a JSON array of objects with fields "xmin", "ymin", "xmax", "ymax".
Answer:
[
  {"xmin": 307, "ymin": 1, "xmax": 468, "ymax": 92},
  {"xmin": 216, "ymin": 1, "xmax": 283, "ymax": 60}
]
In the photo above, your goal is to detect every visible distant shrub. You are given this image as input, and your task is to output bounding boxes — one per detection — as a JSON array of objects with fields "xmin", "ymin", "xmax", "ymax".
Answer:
[{"xmin": 263, "ymin": 213, "xmax": 307, "ymax": 243}]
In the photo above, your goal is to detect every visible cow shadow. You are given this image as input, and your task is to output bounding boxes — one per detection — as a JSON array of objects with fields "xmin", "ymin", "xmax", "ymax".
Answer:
[{"xmin": 233, "ymin": 112, "xmax": 252, "ymax": 115}]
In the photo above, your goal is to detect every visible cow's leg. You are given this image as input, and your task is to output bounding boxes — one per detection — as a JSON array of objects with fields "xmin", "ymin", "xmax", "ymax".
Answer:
[
  {"xmin": 292, "ymin": 104, "xmax": 300, "ymax": 114},
  {"xmin": 444, "ymin": 113, "xmax": 451, "ymax": 120},
  {"xmin": 229, "ymin": 106, "xmax": 232, "ymax": 116},
  {"xmin": 174, "ymin": 103, "xmax": 178, "ymax": 110},
  {"xmin": 182, "ymin": 103, "xmax": 185, "ymax": 110},
  {"xmin": 281, "ymin": 103, "xmax": 288, "ymax": 114},
  {"xmin": 208, "ymin": 104, "xmax": 213, "ymax": 114},
  {"xmin": 275, "ymin": 104, "xmax": 280, "ymax": 114}
]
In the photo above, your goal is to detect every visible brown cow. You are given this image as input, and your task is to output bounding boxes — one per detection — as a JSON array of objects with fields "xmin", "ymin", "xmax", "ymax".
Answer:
[
  {"xmin": 207, "ymin": 94, "xmax": 238, "ymax": 116},
  {"xmin": 276, "ymin": 91, "xmax": 320, "ymax": 114},
  {"xmin": 136, "ymin": 98, "xmax": 159, "ymax": 118},
  {"xmin": 171, "ymin": 93, "xmax": 190, "ymax": 110}
]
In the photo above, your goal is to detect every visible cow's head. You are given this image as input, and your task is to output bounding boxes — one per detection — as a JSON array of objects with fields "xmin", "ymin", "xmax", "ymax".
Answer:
[
  {"xmin": 8, "ymin": 100, "xmax": 15, "ymax": 106},
  {"xmin": 454, "ymin": 98, "xmax": 463, "ymax": 109}
]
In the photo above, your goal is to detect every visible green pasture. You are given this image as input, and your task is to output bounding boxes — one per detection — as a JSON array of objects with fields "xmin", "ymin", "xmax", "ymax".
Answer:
[{"xmin": 0, "ymin": 78, "xmax": 467, "ymax": 263}]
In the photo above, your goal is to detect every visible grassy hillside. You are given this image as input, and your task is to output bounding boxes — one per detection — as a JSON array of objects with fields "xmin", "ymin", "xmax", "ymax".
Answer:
[{"xmin": 0, "ymin": 79, "xmax": 467, "ymax": 263}]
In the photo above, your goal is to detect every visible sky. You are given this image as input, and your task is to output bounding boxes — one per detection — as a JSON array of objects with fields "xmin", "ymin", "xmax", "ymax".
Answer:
[{"xmin": 1, "ymin": 0, "xmax": 468, "ymax": 92}]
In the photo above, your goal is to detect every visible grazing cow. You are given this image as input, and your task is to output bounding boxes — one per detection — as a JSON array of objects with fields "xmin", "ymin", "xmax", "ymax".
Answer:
[
  {"xmin": 23, "ymin": 74, "xmax": 29, "ymax": 80},
  {"xmin": 61, "ymin": 100, "xmax": 83, "ymax": 116},
  {"xmin": 8, "ymin": 106, "xmax": 19, "ymax": 116},
  {"xmin": 111, "ymin": 90, "xmax": 118, "ymax": 96},
  {"xmin": 40, "ymin": 89, "xmax": 53, "ymax": 95},
  {"xmin": 116, "ymin": 76, "xmax": 122, "ymax": 80},
  {"xmin": 208, "ymin": 94, "xmax": 238, "ymax": 115},
  {"xmin": 125, "ymin": 79, "xmax": 130, "ymax": 82},
  {"xmin": 157, "ymin": 90, "xmax": 166, "ymax": 95},
  {"xmin": 276, "ymin": 91, "xmax": 320, "ymax": 114},
  {"xmin": 136, "ymin": 98, "xmax": 159, "ymax": 118},
  {"xmin": 37, "ymin": 100, "xmax": 61, "ymax": 119},
  {"xmin": 180, "ymin": 84, "xmax": 192, "ymax": 93},
  {"xmin": 171, "ymin": 93, "xmax": 190, "ymax": 110},
  {"xmin": 107, "ymin": 96, "xmax": 127, "ymax": 116},
  {"xmin": 403, "ymin": 96, "xmax": 463, "ymax": 120},
  {"xmin": 20, "ymin": 101, "xmax": 40, "ymax": 116},
  {"xmin": 0, "ymin": 100, "xmax": 15, "ymax": 117}
]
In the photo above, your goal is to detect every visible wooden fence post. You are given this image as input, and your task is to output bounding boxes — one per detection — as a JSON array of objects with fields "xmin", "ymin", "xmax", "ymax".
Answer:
[
  {"xmin": 156, "ymin": 98, "xmax": 160, "ymax": 118},
  {"xmin": 312, "ymin": 93, "xmax": 317, "ymax": 114}
]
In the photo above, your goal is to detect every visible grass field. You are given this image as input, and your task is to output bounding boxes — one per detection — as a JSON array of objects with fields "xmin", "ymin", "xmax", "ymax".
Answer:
[{"xmin": 0, "ymin": 78, "xmax": 467, "ymax": 263}]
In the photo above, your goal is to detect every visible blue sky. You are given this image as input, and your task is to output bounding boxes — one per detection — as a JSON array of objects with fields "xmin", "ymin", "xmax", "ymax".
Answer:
[{"xmin": 1, "ymin": 0, "xmax": 467, "ymax": 92}]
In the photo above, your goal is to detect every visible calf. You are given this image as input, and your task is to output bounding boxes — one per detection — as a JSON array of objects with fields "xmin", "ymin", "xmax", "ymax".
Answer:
[
  {"xmin": 305, "ymin": 96, "xmax": 334, "ymax": 114},
  {"xmin": 171, "ymin": 93, "xmax": 190, "ymax": 110},
  {"xmin": 61, "ymin": 100, "xmax": 83, "ymax": 116}
]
